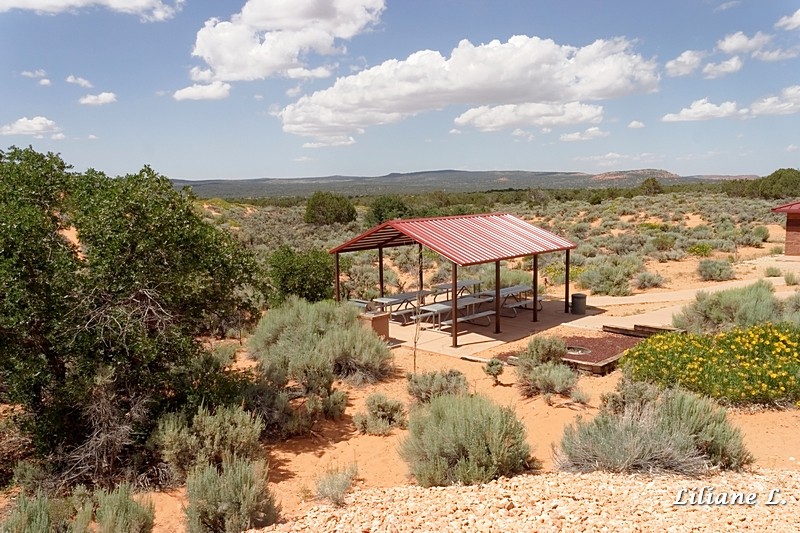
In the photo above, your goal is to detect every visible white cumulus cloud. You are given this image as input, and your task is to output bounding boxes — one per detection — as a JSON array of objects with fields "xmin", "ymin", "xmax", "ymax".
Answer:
[
  {"xmin": 79, "ymin": 92, "xmax": 117, "ymax": 105},
  {"xmin": 560, "ymin": 126, "xmax": 609, "ymax": 142},
  {"xmin": 717, "ymin": 31, "xmax": 772, "ymax": 54},
  {"xmin": 628, "ymin": 120, "xmax": 645, "ymax": 128},
  {"xmin": 455, "ymin": 102, "xmax": 603, "ymax": 132},
  {"xmin": 702, "ymin": 56, "xmax": 743, "ymax": 78},
  {"xmin": 776, "ymin": 9, "xmax": 800, "ymax": 31},
  {"xmin": 665, "ymin": 50, "xmax": 704, "ymax": 76},
  {"xmin": 278, "ymin": 35, "xmax": 657, "ymax": 145},
  {"xmin": 188, "ymin": 0, "xmax": 385, "ymax": 82},
  {"xmin": 66, "ymin": 74, "xmax": 93, "ymax": 88},
  {"xmin": 0, "ymin": 116, "xmax": 60, "ymax": 136},
  {"xmin": 750, "ymin": 85, "xmax": 800, "ymax": 115},
  {"xmin": 173, "ymin": 81, "xmax": 231, "ymax": 101},
  {"xmin": 38, "ymin": 78, "xmax": 51, "ymax": 86},
  {"xmin": 21, "ymin": 68, "xmax": 46, "ymax": 78},
  {"xmin": 662, "ymin": 98, "xmax": 740, "ymax": 121},
  {"xmin": 0, "ymin": 0, "xmax": 185, "ymax": 21}
]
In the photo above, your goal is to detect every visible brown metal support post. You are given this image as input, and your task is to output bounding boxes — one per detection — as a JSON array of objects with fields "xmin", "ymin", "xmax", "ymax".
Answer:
[
  {"xmin": 418, "ymin": 243, "xmax": 424, "ymax": 291},
  {"xmin": 378, "ymin": 247, "xmax": 385, "ymax": 297},
  {"xmin": 533, "ymin": 255, "xmax": 539, "ymax": 322},
  {"xmin": 564, "ymin": 249, "xmax": 571, "ymax": 314},
  {"xmin": 494, "ymin": 260, "xmax": 501, "ymax": 333},
  {"xmin": 451, "ymin": 262, "xmax": 458, "ymax": 348},
  {"xmin": 334, "ymin": 253, "xmax": 341, "ymax": 302}
]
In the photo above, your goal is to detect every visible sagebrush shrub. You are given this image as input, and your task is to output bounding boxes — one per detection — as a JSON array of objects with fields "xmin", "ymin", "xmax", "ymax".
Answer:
[
  {"xmin": 577, "ymin": 255, "xmax": 642, "ymax": 296},
  {"xmin": 186, "ymin": 458, "xmax": 280, "ymax": 532},
  {"xmin": 785, "ymin": 271, "xmax": 799, "ymax": 286},
  {"xmin": 522, "ymin": 336, "xmax": 567, "ymax": 365},
  {"xmin": 517, "ymin": 361, "xmax": 578, "ymax": 397},
  {"xmin": 400, "ymin": 394, "xmax": 531, "ymax": 487},
  {"xmin": 764, "ymin": 266, "xmax": 782, "ymax": 277},
  {"xmin": 634, "ymin": 271, "xmax": 665, "ymax": 289},
  {"xmin": 697, "ymin": 259, "xmax": 734, "ymax": 281},
  {"xmin": 406, "ymin": 369, "xmax": 468, "ymax": 403},
  {"xmin": 153, "ymin": 405, "xmax": 264, "ymax": 482},
  {"xmin": 318, "ymin": 326, "xmax": 393, "ymax": 385},
  {"xmin": 672, "ymin": 279, "xmax": 784, "ymax": 333},
  {"xmin": 555, "ymin": 380, "xmax": 753, "ymax": 474},
  {"xmin": 315, "ymin": 464, "xmax": 358, "ymax": 506},
  {"xmin": 353, "ymin": 394, "xmax": 407, "ymax": 435},
  {"xmin": 483, "ymin": 358, "xmax": 504, "ymax": 385},
  {"xmin": 95, "ymin": 483, "xmax": 154, "ymax": 533}
]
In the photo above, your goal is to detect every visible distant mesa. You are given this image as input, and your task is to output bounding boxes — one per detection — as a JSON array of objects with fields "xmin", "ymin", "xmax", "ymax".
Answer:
[{"xmin": 170, "ymin": 168, "xmax": 759, "ymax": 199}]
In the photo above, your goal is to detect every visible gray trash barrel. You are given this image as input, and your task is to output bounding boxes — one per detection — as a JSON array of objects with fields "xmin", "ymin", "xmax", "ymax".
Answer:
[{"xmin": 571, "ymin": 293, "xmax": 587, "ymax": 315}]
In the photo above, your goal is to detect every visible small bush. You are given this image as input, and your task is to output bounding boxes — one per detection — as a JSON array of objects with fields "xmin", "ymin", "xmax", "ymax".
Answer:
[
  {"xmin": 764, "ymin": 266, "xmax": 782, "ymax": 277},
  {"xmin": 186, "ymin": 458, "xmax": 280, "ymax": 533},
  {"xmin": 687, "ymin": 242, "xmax": 713, "ymax": 257},
  {"xmin": 153, "ymin": 405, "xmax": 264, "ymax": 483},
  {"xmin": 483, "ymin": 359, "xmax": 504, "ymax": 385},
  {"xmin": 522, "ymin": 336, "xmax": 567, "ymax": 365},
  {"xmin": 95, "ymin": 483, "xmax": 154, "ymax": 533},
  {"xmin": 353, "ymin": 394, "xmax": 406, "ymax": 435},
  {"xmin": 555, "ymin": 381, "xmax": 753, "ymax": 474},
  {"xmin": 786, "ymin": 271, "xmax": 799, "ymax": 286},
  {"xmin": 577, "ymin": 255, "xmax": 643, "ymax": 296},
  {"xmin": 315, "ymin": 464, "xmax": 358, "ymax": 506},
  {"xmin": 634, "ymin": 271, "xmax": 665, "ymax": 289},
  {"xmin": 697, "ymin": 259, "xmax": 734, "ymax": 281},
  {"xmin": 771, "ymin": 245, "xmax": 784, "ymax": 255},
  {"xmin": 1, "ymin": 491, "xmax": 59, "ymax": 533},
  {"xmin": 400, "ymin": 394, "xmax": 531, "ymax": 487},
  {"xmin": 406, "ymin": 369, "xmax": 468, "ymax": 403},
  {"xmin": 672, "ymin": 279, "xmax": 784, "ymax": 333},
  {"xmin": 517, "ymin": 361, "xmax": 578, "ymax": 397},
  {"xmin": 318, "ymin": 327, "xmax": 393, "ymax": 385},
  {"xmin": 570, "ymin": 389, "xmax": 590, "ymax": 405}
]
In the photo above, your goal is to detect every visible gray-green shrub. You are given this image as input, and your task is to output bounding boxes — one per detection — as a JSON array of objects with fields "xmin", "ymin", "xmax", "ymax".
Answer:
[
  {"xmin": 483, "ymin": 358, "xmax": 504, "ymax": 385},
  {"xmin": 95, "ymin": 483, "xmax": 154, "ymax": 533},
  {"xmin": 697, "ymin": 259, "xmax": 735, "ymax": 281},
  {"xmin": 315, "ymin": 464, "xmax": 358, "ymax": 506},
  {"xmin": 406, "ymin": 369, "xmax": 468, "ymax": 403},
  {"xmin": 517, "ymin": 361, "xmax": 578, "ymax": 397},
  {"xmin": 577, "ymin": 255, "xmax": 643, "ymax": 296},
  {"xmin": 786, "ymin": 271, "xmax": 799, "ymax": 286},
  {"xmin": 353, "ymin": 394, "xmax": 407, "ymax": 435},
  {"xmin": 634, "ymin": 271, "xmax": 665, "ymax": 289},
  {"xmin": 153, "ymin": 405, "xmax": 264, "ymax": 483},
  {"xmin": 522, "ymin": 335, "xmax": 567, "ymax": 365},
  {"xmin": 672, "ymin": 279, "xmax": 785, "ymax": 333},
  {"xmin": 764, "ymin": 266, "xmax": 782, "ymax": 277},
  {"xmin": 186, "ymin": 458, "xmax": 279, "ymax": 532},
  {"xmin": 555, "ymin": 381, "xmax": 753, "ymax": 474},
  {"xmin": 400, "ymin": 394, "xmax": 531, "ymax": 487}
]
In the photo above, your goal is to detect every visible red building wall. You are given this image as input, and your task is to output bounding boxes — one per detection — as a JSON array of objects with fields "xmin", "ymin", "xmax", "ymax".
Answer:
[{"xmin": 786, "ymin": 213, "xmax": 800, "ymax": 256}]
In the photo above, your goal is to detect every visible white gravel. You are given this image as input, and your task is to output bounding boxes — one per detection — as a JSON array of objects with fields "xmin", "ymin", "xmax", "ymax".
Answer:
[{"xmin": 256, "ymin": 469, "xmax": 800, "ymax": 532}]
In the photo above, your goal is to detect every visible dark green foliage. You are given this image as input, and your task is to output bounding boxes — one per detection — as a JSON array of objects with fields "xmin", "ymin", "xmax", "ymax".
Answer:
[
  {"xmin": 186, "ymin": 457, "xmax": 280, "ymax": 532},
  {"xmin": 304, "ymin": 191, "xmax": 356, "ymax": 225},
  {"xmin": 406, "ymin": 369, "xmax": 469, "ymax": 403},
  {"xmin": 353, "ymin": 394, "xmax": 407, "ymax": 435},
  {"xmin": 0, "ymin": 147, "xmax": 263, "ymax": 486},
  {"xmin": 555, "ymin": 380, "xmax": 753, "ymax": 474},
  {"xmin": 483, "ymin": 359, "xmax": 504, "ymax": 385},
  {"xmin": 697, "ymin": 258, "xmax": 735, "ymax": 281},
  {"xmin": 266, "ymin": 245, "xmax": 333, "ymax": 304},
  {"xmin": 365, "ymin": 195, "xmax": 410, "ymax": 226},
  {"xmin": 400, "ymin": 394, "xmax": 531, "ymax": 487}
]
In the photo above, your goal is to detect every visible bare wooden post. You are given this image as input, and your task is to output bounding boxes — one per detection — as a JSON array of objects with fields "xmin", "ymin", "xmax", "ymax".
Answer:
[
  {"xmin": 533, "ymin": 254, "xmax": 539, "ymax": 322},
  {"xmin": 334, "ymin": 252, "xmax": 341, "ymax": 302},
  {"xmin": 378, "ymin": 247, "xmax": 385, "ymax": 297},
  {"xmin": 494, "ymin": 260, "xmax": 501, "ymax": 333},
  {"xmin": 564, "ymin": 249, "xmax": 571, "ymax": 314},
  {"xmin": 418, "ymin": 243, "xmax": 424, "ymax": 291},
  {"xmin": 451, "ymin": 262, "xmax": 458, "ymax": 348}
]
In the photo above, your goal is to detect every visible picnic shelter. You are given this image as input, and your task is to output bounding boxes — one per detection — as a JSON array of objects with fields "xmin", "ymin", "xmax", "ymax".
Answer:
[{"xmin": 329, "ymin": 213, "xmax": 577, "ymax": 347}]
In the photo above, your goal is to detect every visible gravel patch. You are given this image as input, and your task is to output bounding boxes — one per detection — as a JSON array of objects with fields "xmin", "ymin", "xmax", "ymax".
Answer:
[{"xmin": 256, "ymin": 469, "xmax": 799, "ymax": 532}]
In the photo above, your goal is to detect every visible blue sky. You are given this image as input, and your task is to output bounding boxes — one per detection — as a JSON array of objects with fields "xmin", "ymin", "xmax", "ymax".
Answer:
[{"xmin": 2, "ymin": 1, "xmax": 799, "ymax": 181}]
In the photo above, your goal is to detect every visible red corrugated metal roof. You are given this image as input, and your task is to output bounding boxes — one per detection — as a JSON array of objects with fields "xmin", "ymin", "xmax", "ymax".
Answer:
[
  {"xmin": 330, "ymin": 213, "xmax": 576, "ymax": 266},
  {"xmin": 772, "ymin": 200, "xmax": 800, "ymax": 213}
]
